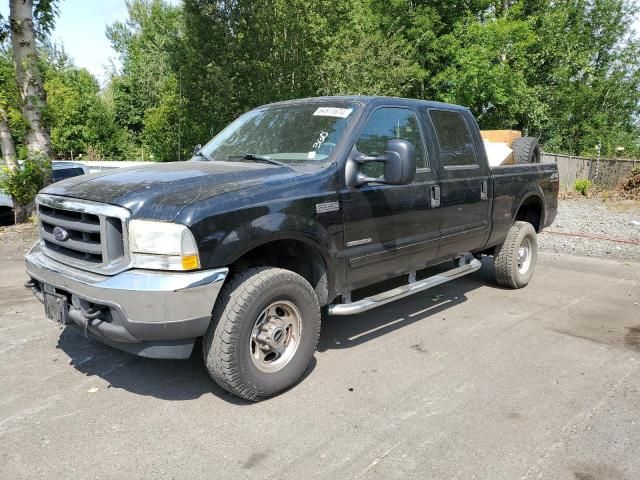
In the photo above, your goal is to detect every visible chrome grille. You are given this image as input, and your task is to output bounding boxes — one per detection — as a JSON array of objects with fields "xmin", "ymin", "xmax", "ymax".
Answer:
[{"xmin": 36, "ymin": 194, "xmax": 131, "ymax": 275}]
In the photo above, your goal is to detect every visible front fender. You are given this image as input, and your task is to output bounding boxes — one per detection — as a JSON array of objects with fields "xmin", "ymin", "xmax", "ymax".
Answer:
[
  {"xmin": 194, "ymin": 210, "xmax": 339, "ymax": 270},
  {"xmin": 227, "ymin": 213, "xmax": 336, "ymax": 264}
]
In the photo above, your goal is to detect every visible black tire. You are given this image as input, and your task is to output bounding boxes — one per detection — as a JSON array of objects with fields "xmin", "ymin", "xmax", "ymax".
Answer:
[
  {"xmin": 494, "ymin": 221, "xmax": 538, "ymax": 289},
  {"xmin": 203, "ymin": 267, "xmax": 321, "ymax": 401},
  {"xmin": 511, "ymin": 137, "xmax": 541, "ymax": 164},
  {"xmin": 0, "ymin": 207, "xmax": 14, "ymax": 226}
]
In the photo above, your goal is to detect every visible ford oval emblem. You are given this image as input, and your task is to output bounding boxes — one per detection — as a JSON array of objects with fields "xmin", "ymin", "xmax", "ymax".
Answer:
[{"xmin": 52, "ymin": 226, "xmax": 70, "ymax": 242}]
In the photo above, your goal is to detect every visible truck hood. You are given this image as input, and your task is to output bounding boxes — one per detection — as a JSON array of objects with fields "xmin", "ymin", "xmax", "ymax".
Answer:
[{"xmin": 41, "ymin": 161, "xmax": 304, "ymax": 220}]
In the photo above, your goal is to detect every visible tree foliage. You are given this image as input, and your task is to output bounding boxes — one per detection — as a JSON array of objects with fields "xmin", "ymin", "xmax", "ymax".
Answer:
[
  {"xmin": 103, "ymin": 0, "xmax": 638, "ymax": 160},
  {"xmin": 1, "ymin": 39, "xmax": 132, "ymax": 160},
  {"xmin": 3, "ymin": 0, "xmax": 640, "ymax": 162},
  {"xmin": 0, "ymin": 153, "xmax": 50, "ymax": 206},
  {"xmin": 44, "ymin": 60, "xmax": 129, "ymax": 158}
]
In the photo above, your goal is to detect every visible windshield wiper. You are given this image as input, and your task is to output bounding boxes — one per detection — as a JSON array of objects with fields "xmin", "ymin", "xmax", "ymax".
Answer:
[
  {"xmin": 191, "ymin": 150, "xmax": 211, "ymax": 161},
  {"xmin": 241, "ymin": 154, "xmax": 288, "ymax": 167}
]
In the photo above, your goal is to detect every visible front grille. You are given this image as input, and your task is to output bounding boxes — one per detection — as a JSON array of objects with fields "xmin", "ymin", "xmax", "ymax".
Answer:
[
  {"xmin": 39, "ymin": 205, "xmax": 103, "ymax": 264},
  {"xmin": 36, "ymin": 194, "xmax": 131, "ymax": 275}
]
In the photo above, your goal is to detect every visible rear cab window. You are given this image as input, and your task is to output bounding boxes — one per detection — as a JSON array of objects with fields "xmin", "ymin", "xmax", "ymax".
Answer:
[
  {"xmin": 52, "ymin": 168, "xmax": 86, "ymax": 182},
  {"xmin": 428, "ymin": 109, "xmax": 478, "ymax": 169}
]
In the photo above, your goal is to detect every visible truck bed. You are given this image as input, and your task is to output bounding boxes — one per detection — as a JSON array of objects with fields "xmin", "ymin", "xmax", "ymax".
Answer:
[{"xmin": 486, "ymin": 162, "xmax": 559, "ymax": 249}]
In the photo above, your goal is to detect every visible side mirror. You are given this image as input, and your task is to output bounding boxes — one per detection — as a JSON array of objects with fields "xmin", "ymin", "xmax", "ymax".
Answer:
[
  {"xmin": 193, "ymin": 144, "xmax": 202, "ymax": 155},
  {"xmin": 345, "ymin": 139, "xmax": 416, "ymax": 187}
]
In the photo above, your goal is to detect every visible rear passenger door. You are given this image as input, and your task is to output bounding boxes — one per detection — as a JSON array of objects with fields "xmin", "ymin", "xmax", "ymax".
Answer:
[{"xmin": 423, "ymin": 108, "xmax": 490, "ymax": 259}]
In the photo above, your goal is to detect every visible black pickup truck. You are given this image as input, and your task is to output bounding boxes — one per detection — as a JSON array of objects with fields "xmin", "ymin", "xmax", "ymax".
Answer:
[{"xmin": 25, "ymin": 96, "xmax": 559, "ymax": 400}]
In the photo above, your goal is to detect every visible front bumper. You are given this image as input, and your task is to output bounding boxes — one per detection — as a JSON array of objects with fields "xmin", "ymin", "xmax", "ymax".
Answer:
[{"xmin": 25, "ymin": 243, "xmax": 228, "ymax": 359}]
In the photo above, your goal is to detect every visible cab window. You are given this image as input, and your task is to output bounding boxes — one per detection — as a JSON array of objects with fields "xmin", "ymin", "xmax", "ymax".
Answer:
[
  {"xmin": 356, "ymin": 107, "xmax": 428, "ymax": 178},
  {"xmin": 428, "ymin": 109, "xmax": 478, "ymax": 167}
]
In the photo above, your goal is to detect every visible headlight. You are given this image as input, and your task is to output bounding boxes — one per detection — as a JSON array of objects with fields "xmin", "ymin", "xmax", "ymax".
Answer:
[{"xmin": 128, "ymin": 219, "xmax": 200, "ymax": 271}]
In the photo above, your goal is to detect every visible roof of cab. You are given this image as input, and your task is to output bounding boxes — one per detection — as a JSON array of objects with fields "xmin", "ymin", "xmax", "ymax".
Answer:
[
  {"xmin": 52, "ymin": 161, "xmax": 88, "ymax": 170},
  {"xmin": 264, "ymin": 95, "xmax": 470, "ymax": 112}
]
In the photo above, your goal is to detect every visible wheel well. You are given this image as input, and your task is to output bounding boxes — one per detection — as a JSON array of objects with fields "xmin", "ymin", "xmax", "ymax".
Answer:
[
  {"xmin": 0, "ymin": 206, "xmax": 14, "ymax": 226},
  {"xmin": 229, "ymin": 239, "xmax": 330, "ymax": 306},
  {"xmin": 516, "ymin": 196, "xmax": 542, "ymax": 232}
]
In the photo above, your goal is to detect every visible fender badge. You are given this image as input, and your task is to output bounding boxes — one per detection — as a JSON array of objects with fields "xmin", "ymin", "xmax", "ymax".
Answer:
[{"xmin": 316, "ymin": 201, "xmax": 340, "ymax": 214}]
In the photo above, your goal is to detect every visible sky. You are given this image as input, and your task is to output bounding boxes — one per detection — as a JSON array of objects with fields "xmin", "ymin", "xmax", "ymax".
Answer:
[
  {"xmin": 0, "ymin": 0, "xmax": 180, "ymax": 83},
  {"xmin": 1, "ymin": 0, "xmax": 639, "ymax": 85}
]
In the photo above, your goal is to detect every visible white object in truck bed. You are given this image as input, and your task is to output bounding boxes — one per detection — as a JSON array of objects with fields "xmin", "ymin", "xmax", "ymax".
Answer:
[{"xmin": 483, "ymin": 140, "xmax": 514, "ymax": 167}]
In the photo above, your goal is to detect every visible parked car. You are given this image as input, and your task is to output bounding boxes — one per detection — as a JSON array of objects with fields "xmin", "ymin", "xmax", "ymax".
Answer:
[
  {"xmin": 49, "ymin": 161, "xmax": 90, "ymax": 182},
  {"xmin": 0, "ymin": 161, "xmax": 89, "ymax": 225},
  {"xmin": 25, "ymin": 96, "xmax": 559, "ymax": 400},
  {"xmin": 0, "ymin": 191, "xmax": 13, "ymax": 225}
]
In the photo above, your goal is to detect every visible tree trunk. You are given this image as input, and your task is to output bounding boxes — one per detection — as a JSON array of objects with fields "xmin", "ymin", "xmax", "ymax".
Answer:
[
  {"xmin": 13, "ymin": 203, "xmax": 31, "ymax": 224},
  {"xmin": 0, "ymin": 106, "xmax": 18, "ymax": 170},
  {"xmin": 9, "ymin": 0, "xmax": 51, "ymax": 156}
]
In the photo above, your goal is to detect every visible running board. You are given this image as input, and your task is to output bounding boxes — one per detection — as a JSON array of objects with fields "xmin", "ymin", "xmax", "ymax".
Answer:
[{"xmin": 327, "ymin": 257, "xmax": 482, "ymax": 316}]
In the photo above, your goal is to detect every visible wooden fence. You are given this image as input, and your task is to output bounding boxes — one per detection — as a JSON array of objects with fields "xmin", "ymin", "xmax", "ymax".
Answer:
[{"xmin": 542, "ymin": 153, "xmax": 639, "ymax": 190}]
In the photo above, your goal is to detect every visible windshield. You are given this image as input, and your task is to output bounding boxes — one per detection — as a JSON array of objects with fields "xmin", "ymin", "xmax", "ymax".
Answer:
[{"xmin": 198, "ymin": 102, "xmax": 359, "ymax": 164}]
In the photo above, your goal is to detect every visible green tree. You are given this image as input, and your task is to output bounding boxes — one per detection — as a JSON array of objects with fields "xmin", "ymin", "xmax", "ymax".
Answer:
[
  {"xmin": 9, "ymin": 0, "xmax": 55, "ymax": 157},
  {"xmin": 2, "ymin": 0, "xmax": 58, "ymax": 223},
  {"xmin": 431, "ymin": 14, "xmax": 547, "ymax": 131},
  {"xmin": 102, "ymin": 0, "xmax": 640, "ymax": 161},
  {"xmin": 107, "ymin": 0, "xmax": 182, "ymax": 150},
  {"xmin": 44, "ymin": 65, "xmax": 128, "ymax": 159},
  {"xmin": 142, "ymin": 74, "xmax": 184, "ymax": 161},
  {"xmin": 0, "ymin": 47, "xmax": 24, "ymax": 162},
  {"xmin": 318, "ymin": 0, "xmax": 424, "ymax": 96},
  {"xmin": 532, "ymin": 0, "xmax": 640, "ymax": 155}
]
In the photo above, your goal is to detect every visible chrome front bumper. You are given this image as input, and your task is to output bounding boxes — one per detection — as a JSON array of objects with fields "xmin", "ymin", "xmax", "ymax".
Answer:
[{"xmin": 25, "ymin": 243, "xmax": 228, "ymax": 358}]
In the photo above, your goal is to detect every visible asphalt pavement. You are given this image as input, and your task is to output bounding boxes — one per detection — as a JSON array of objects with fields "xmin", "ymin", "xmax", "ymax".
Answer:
[{"xmin": 1, "ymin": 250, "xmax": 639, "ymax": 479}]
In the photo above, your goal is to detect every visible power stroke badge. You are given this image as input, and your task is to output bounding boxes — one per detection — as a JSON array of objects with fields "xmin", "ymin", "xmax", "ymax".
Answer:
[{"xmin": 315, "ymin": 201, "xmax": 340, "ymax": 214}]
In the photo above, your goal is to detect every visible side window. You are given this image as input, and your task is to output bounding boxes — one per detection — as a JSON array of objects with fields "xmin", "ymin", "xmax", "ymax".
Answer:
[
  {"xmin": 429, "ymin": 110, "xmax": 478, "ymax": 167},
  {"xmin": 356, "ymin": 107, "xmax": 428, "ymax": 178},
  {"xmin": 52, "ymin": 168, "xmax": 86, "ymax": 182}
]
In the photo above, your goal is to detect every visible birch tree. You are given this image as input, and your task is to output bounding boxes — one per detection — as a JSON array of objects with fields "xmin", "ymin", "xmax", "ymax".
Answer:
[
  {"xmin": 9, "ymin": 0, "xmax": 51, "ymax": 156},
  {"xmin": 0, "ymin": 106, "xmax": 17, "ymax": 169}
]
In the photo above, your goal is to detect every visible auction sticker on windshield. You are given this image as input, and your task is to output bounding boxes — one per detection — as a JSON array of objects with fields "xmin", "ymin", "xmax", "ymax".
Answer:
[{"xmin": 313, "ymin": 107, "xmax": 353, "ymax": 118}]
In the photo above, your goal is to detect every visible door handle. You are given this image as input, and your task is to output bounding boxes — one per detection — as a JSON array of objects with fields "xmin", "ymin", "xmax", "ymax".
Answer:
[
  {"xmin": 480, "ymin": 180, "xmax": 488, "ymax": 200},
  {"xmin": 431, "ymin": 185, "xmax": 441, "ymax": 208}
]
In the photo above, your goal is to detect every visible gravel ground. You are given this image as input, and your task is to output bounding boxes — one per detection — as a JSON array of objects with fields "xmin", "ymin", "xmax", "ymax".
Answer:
[
  {"xmin": 0, "ymin": 222, "xmax": 38, "ymax": 260},
  {"xmin": 539, "ymin": 199, "xmax": 640, "ymax": 262}
]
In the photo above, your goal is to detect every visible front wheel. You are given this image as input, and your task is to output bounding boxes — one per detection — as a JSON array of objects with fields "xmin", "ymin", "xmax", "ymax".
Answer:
[
  {"xmin": 203, "ymin": 267, "xmax": 321, "ymax": 401},
  {"xmin": 494, "ymin": 221, "xmax": 538, "ymax": 288}
]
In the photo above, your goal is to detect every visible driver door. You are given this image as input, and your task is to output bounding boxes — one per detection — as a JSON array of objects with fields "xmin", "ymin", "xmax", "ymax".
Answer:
[{"xmin": 340, "ymin": 106, "xmax": 441, "ymax": 290}]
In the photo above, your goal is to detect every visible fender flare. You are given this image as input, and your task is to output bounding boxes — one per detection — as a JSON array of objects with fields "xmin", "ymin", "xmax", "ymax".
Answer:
[
  {"xmin": 513, "ymin": 190, "xmax": 545, "ymax": 232},
  {"xmin": 215, "ymin": 212, "xmax": 338, "ymax": 298}
]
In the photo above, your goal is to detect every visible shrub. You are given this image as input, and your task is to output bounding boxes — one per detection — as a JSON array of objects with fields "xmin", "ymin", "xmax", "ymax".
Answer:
[
  {"xmin": 0, "ymin": 154, "xmax": 51, "ymax": 222},
  {"xmin": 573, "ymin": 178, "xmax": 593, "ymax": 196}
]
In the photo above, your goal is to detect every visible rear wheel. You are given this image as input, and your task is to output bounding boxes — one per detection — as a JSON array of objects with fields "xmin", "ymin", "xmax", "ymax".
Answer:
[
  {"xmin": 494, "ymin": 221, "xmax": 538, "ymax": 288},
  {"xmin": 203, "ymin": 267, "xmax": 321, "ymax": 401}
]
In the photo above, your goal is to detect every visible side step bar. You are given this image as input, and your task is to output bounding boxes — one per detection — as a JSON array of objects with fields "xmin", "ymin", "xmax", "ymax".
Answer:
[{"xmin": 327, "ymin": 256, "xmax": 482, "ymax": 316}]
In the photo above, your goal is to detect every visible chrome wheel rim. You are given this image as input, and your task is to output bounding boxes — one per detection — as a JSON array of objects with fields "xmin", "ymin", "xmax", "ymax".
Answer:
[
  {"xmin": 517, "ymin": 237, "xmax": 532, "ymax": 274},
  {"xmin": 250, "ymin": 301, "xmax": 302, "ymax": 373}
]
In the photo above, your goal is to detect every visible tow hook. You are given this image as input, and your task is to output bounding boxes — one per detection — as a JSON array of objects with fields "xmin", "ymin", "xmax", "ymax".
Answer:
[
  {"xmin": 24, "ymin": 280, "xmax": 44, "ymax": 303},
  {"xmin": 81, "ymin": 307, "xmax": 105, "ymax": 337}
]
